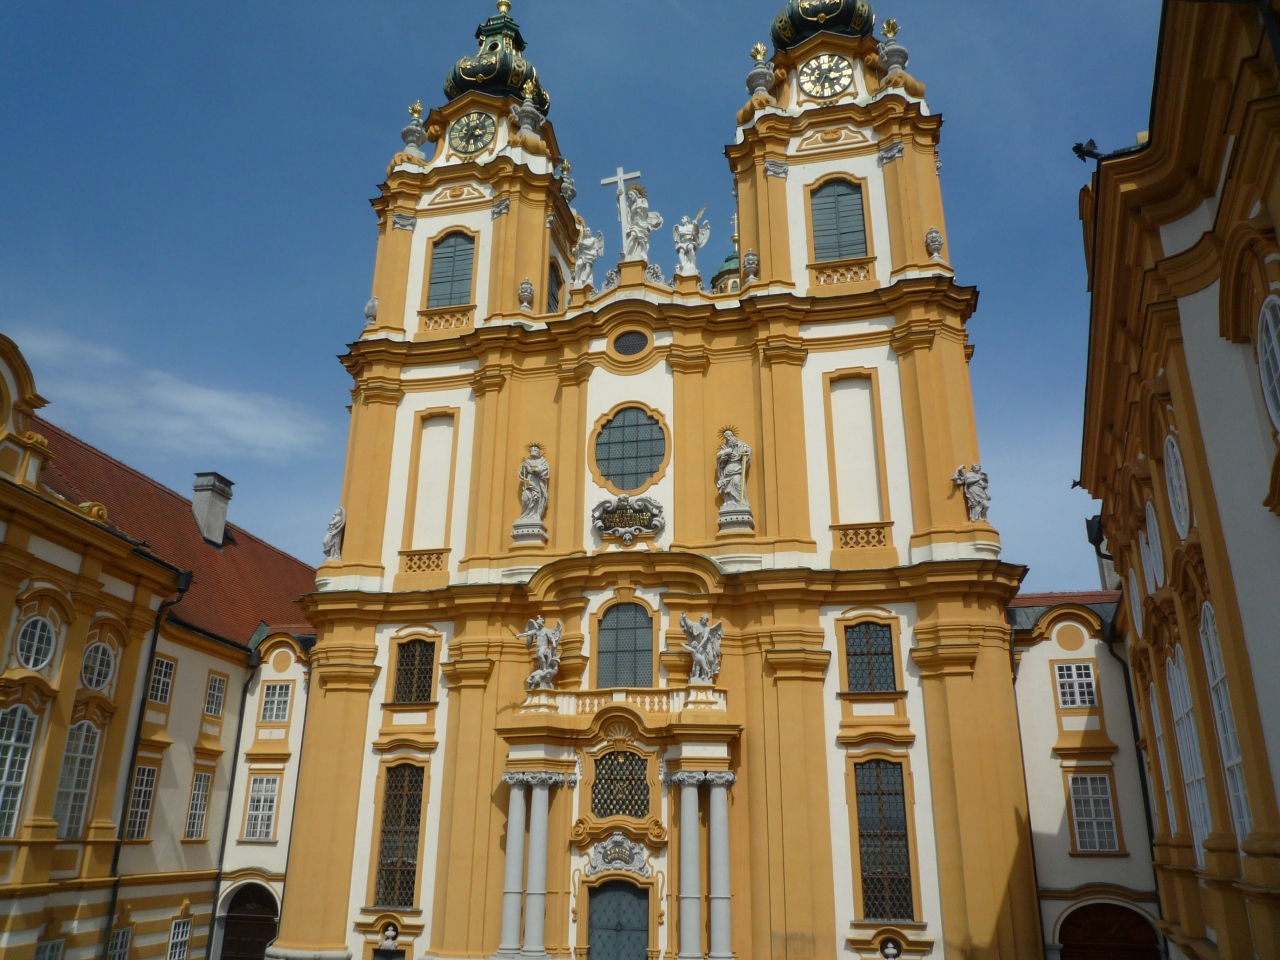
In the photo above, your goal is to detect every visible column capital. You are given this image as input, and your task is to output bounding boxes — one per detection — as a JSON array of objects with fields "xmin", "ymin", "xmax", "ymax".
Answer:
[
  {"xmin": 663, "ymin": 771, "xmax": 706, "ymax": 788},
  {"xmin": 504, "ymin": 771, "xmax": 569, "ymax": 788},
  {"xmin": 704, "ymin": 771, "xmax": 737, "ymax": 788}
]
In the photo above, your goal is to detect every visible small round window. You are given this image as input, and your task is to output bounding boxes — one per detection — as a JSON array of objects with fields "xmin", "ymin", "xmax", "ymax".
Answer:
[
  {"xmin": 614, "ymin": 331, "xmax": 649, "ymax": 356},
  {"xmin": 17, "ymin": 617, "xmax": 56, "ymax": 670},
  {"xmin": 81, "ymin": 642, "xmax": 115, "ymax": 690},
  {"xmin": 595, "ymin": 406, "xmax": 666, "ymax": 492}
]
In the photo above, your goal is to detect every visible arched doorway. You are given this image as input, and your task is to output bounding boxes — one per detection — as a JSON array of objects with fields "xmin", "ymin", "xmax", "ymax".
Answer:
[
  {"xmin": 221, "ymin": 884, "xmax": 279, "ymax": 960},
  {"xmin": 588, "ymin": 880, "xmax": 648, "ymax": 960},
  {"xmin": 1059, "ymin": 902, "xmax": 1160, "ymax": 960}
]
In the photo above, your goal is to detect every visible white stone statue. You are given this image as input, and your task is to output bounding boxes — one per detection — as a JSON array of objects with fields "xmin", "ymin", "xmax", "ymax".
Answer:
[
  {"xmin": 517, "ymin": 615, "xmax": 563, "ymax": 691},
  {"xmin": 952, "ymin": 463, "xmax": 991, "ymax": 522},
  {"xmin": 715, "ymin": 430, "xmax": 752, "ymax": 508},
  {"xmin": 572, "ymin": 218, "xmax": 605, "ymax": 288},
  {"xmin": 322, "ymin": 507, "xmax": 345, "ymax": 561},
  {"xmin": 679, "ymin": 612, "xmax": 724, "ymax": 685},
  {"xmin": 672, "ymin": 211, "xmax": 711, "ymax": 276},
  {"xmin": 622, "ymin": 185, "xmax": 664, "ymax": 262},
  {"xmin": 518, "ymin": 446, "xmax": 550, "ymax": 522}
]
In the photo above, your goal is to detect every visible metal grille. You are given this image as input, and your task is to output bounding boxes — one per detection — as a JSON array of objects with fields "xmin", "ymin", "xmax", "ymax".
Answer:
[
  {"xmin": 614, "ymin": 332, "xmax": 649, "ymax": 356},
  {"xmin": 427, "ymin": 233, "xmax": 474, "ymax": 308},
  {"xmin": 855, "ymin": 760, "xmax": 913, "ymax": 921},
  {"xmin": 844, "ymin": 622, "xmax": 896, "ymax": 693},
  {"xmin": 375, "ymin": 765, "xmax": 425, "ymax": 908},
  {"xmin": 394, "ymin": 640, "xmax": 436, "ymax": 704},
  {"xmin": 811, "ymin": 180, "xmax": 867, "ymax": 261},
  {"xmin": 597, "ymin": 604, "xmax": 653, "ymax": 688},
  {"xmin": 594, "ymin": 407, "xmax": 665, "ymax": 492},
  {"xmin": 592, "ymin": 751, "xmax": 649, "ymax": 819}
]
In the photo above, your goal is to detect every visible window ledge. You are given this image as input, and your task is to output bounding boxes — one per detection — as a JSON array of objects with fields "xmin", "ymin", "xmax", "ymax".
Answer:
[{"xmin": 237, "ymin": 838, "xmax": 279, "ymax": 845}]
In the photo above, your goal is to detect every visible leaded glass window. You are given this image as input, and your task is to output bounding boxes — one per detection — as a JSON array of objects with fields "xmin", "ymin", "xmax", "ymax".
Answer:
[
  {"xmin": 592, "ymin": 751, "xmax": 649, "ymax": 819},
  {"xmin": 855, "ymin": 759, "xmax": 913, "ymax": 921},
  {"xmin": 394, "ymin": 640, "xmax": 435, "ymax": 704},
  {"xmin": 844, "ymin": 622, "xmax": 895, "ymax": 693},
  {"xmin": 594, "ymin": 407, "xmax": 665, "ymax": 492},
  {"xmin": 427, "ymin": 233, "xmax": 475, "ymax": 308},
  {"xmin": 375, "ymin": 765, "xmax": 425, "ymax": 908},
  {"xmin": 597, "ymin": 603, "xmax": 653, "ymax": 688},
  {"xmin": 811, "ymin": 180, "xmax": 868, "ymax": 262},
  {"xmin": 614, "ymin": 331, "xmax": 649, "ymax": 356}
]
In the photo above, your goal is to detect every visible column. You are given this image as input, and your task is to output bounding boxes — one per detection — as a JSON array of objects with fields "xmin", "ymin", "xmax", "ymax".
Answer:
[
  {"xmin": 666, "ymin": 772, "xmax": 705, "ymax": 960},
  {"xmin": 494, "ymin": 774, "xmax": 530, "ymax": 960},
  {"xmin": 706, "ymin": 772, "xmax": 736, "ymax": 960},
  {"xmin": 521, "ymin": 773, "xmax": 564, "ymax": 960}
]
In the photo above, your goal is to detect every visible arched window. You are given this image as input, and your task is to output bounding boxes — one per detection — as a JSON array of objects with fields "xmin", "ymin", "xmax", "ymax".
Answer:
[
  {"xmin": 1258, "ymin": 296, "xmax": 1280, "ymax": 432},
  {"xmin": 854, "ymin": 759, "xmax": 913, "ymax": 921},
  {"xmin": 53, "ymin": 721, "xmax": 100, "ymax": 839},
  {"xmin": 1199, "ymin": 602, "xmax": 1251, "ymax": 841},
  {"xmin": 1147, "ymin": 682, "xmax": 1176, "ymax": 834},
  {"xmin": 1166, "ymin": 647, "xmax": 1211, "ymax": 866},
  {"xmin": 811, "ymin": 180, "xmax": 867, "ymax": 262},
  {"xmin": 426, "ymin": 233, "xmax": 475, "ymax": 308},
  {"xmin": 594, "ymin": 407, "xmax": 666, "ymax": 493},
  {"xmin": 597, "ymin": 603, "xmax": 653, "ymax": 688},
  {"xmin": 1126, "ymin": 569, "xmax": 1143, "ymax": 639},
  {"xmin": 591, "ymin": 750, "xmax": 649, "ymax": 819},
  {"xmin": 394, "ymin": 639, "xmax": 436, "ymax": 704},
  {"xmin": 546, "ymin": 261, "xmax": 563, "ymax": 313},
  {"xmin": 374, "ymin": 764, "xmax": 425, "ymax": 909},
  {"xmin": 0, "ymin": 705, "xmax": 37, "ymax": 838},
  {"xmin": 1164, "ymin": 436, "xmax": 1192, "ymax": 539}
]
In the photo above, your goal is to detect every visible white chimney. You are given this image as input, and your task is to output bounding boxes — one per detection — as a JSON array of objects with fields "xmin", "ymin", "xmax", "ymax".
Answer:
[{"xmin": 192, "ymin": 472, "xmax": 234, "ymax": 545}]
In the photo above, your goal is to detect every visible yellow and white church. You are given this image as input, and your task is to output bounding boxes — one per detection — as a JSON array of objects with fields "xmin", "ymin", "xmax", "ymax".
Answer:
[{"xmin": 271, "ymin": 2, "xmax": 1043, "ymax": 960}]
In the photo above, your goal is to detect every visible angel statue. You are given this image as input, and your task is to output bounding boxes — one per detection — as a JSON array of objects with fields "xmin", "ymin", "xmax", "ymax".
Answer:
[
  {"xmin": 517, "ymin": 615, "xmax": 563, "ymax": 691},
  {"xmin": 715, "ymin": 429, "xmax": 752, "ymax": 508},
  {"xmin": 672, "ymin": 210, "xmax": 711, "ymax": 276},
  {"xmin": 679, "ymin": 612, "xmax": 724, "ymax": 685},
  {"xmin": 572, "ymin": 217, "xmax": 606, "ymax": 288},
  {"xmin": 622, "ymin": 184, "xmax": 664, "ymax": 262},
  {"xmin": 322, "ymin": 507, "xmax": 345, "ymax": 561},
  {"xmin": 952, "ymin": 463, "xmax": 991, "ymax": 522},
  {"xmin": 518, "ymin": 445, "xmax": 551, "ymax": 523}
]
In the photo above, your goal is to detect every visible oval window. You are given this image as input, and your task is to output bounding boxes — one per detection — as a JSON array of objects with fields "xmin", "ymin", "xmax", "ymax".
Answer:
[
  {"xmin": 614, "ymin": 331, "xmax": 649, "ymax": 356},
  {"xmin": 1164, "ymin": 436, "xmax": 1192, "ymax": 540},
  {"xmin": 594, "ymin": 407, "xmax": 666, "ymax": 492},
  {"xmin": 17, "ymin": 616, "xmax": 56, "ymax": 670},
  {"xmin": 81, "ymin": 642, "xmax": 115, "ymax": 690}
]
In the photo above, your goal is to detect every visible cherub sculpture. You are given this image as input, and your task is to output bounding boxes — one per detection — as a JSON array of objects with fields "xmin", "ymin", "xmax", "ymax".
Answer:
[
  {"xmin": 679, "ymin": 612, "xmax": 724, "ymax": 685},
  {"xmin": 622, "ymin": 184, "xmax": 664, "ymax": 262},
  {"xmin": 672, "ymin": 210, "xmax": 711, "ymax": 276},
  {"xmin": 517, "ymin": 615, "xmax": 563, "ymax": 691},
  {"xmin": 572, "ymin": 217, "xmax": 606, "ymax": 288}
]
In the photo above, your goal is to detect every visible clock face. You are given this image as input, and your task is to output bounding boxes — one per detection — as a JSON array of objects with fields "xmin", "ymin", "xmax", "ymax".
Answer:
[
  {"xmin": 448, "ymin": 111, "xmax": 496, "ymax": 155},
  {"xmin": 798, "ymin": 54, "xmax": 854, "ymax": 99}
]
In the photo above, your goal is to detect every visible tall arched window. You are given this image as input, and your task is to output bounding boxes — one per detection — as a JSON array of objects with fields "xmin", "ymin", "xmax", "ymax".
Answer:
[
  {"xmin": 546, "ymin": 261, "xmax": 563, "ymax": 313},
  {"xmin": 1199, "ymin": 602, "xmax": 1251, "ymax": 841},
  {"xmin": 1167, "ymin": 647, "xmax": 1211, "ymax": 866},
  {"xmin": 1147, "ymin": 682, "xmax": 1177, "ymax": 835},
  {"xmin": 426, "ymin": 233, "xmax": 475, "ymax": 308},
  {"xmin": 374, "ymin": 764, "xmax": 425, "ymax": 909},
  {"xmin": 1258, "ymin": 296, "xmax": 1280, "ymax": 432},
  {"xmin": 53, "ymin": 721, "xmax": 100, "ymax": 839},
  {"xmin": 597, "ymin": 603, "xmax": 653, "ymax": 688},
  {"xmin": 811, "ymin": 180, "xmax": 867, "ymax": 262},
  {"xmin": 1164, "ymin": 436, "xmax": 1192, "ymax": 540},
  {"xmin": 0, "ymin": 705, "xmax": 37, "ymax": 838},
  {"xmin": 1140, "ymin": 501, "xmax": 1165, "ymax": 592}
]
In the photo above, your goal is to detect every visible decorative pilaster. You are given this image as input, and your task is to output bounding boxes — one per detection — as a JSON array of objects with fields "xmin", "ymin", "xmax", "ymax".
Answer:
[
  {"xmin": 665, "ymin": 771, "xmax": 706, "ymax": 960},
  {"xmin": 705, "ymin": 772, "xmax": 737, "ymax": 960}
]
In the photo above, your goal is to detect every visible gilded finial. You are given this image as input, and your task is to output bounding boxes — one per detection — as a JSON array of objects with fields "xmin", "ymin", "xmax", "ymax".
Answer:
[
  {"xmin": 750, "ymin": 42, "xmax": 768, "ymax": 62},
  {"xmin": 497, "ymin": 0, "xmax": 511, "ymax": 14},
  {"xmin": 521, "ymin": 79, "xmax": 536, "ymax": 99},
  {"xmin": 561, "ymin": 159, "xmax": 571, "ymax": 174},
  {"xmin": 408, "ymin": 100, "xmax": 423, "ymax": 119},
  {"xmin": 882, "ymin": 18, "xmax": 899, "ymax": 39}
]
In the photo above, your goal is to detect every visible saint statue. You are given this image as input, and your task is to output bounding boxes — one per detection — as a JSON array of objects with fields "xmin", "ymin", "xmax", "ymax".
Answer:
[
  {"xmin": 518, "ymin": 445, "xmax": 551, "ymax": 522},
  {"xmin": 715, "ymin": 430, "xmax": 753, "ymax": 508},
  {"xmin": 517, "ymin": 615, "xmax": 563, "ymax": 691},
  {"xmin": 322, "ymin": 507, "xmax": 345, "ymax": 561},
  {"xmin": 621, "ymin": 184, "xmax": 664, "ymax": 262},
  {"xmin": 952, "ymin": 463, "xmax": 991, "ymax": 522},
  {"xmin": 572, "ymin": 218, "xmax": 605, "ymax": 287},
  {"xmin": 672, "ymin": 211, "xmax": 711, "ymax": 276},
  {"xmin": 679, "ymin": 612, "xmax": 724, "ymax": 685}
]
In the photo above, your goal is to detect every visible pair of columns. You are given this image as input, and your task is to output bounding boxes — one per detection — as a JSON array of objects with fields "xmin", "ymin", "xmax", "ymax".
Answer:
[
  {"xmin": 494, "ymin": 771, "xmax": 569, "ymax": 960},
  {"xmin": 663, "ymin": 770, "xmax": 737, "ymax": 960}
]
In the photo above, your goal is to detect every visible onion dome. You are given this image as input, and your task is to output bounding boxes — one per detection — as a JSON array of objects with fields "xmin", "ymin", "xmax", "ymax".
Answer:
[
  {"xmin": 444, "ymin": 0, "xmax": 550, "ymax": 114},
  {"xmin": 770, "ymin": 0, "xmax": 875, "ymax": 52}
]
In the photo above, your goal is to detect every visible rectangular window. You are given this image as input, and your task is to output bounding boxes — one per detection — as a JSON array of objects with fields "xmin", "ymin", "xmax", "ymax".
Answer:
[
  {"xmin": 204, "ymin": 674, "xmax": 227, "ymax": 717},
  {"xmin": 410, "ymin": 414, "xmax": 456, "ymax": 551},
  {"xmin": 1056, "ymin": 663, "xmax": 1098, "ymax": 709},
  {"xmin": 34, "ymin": 941, "xmax": 64, "ymax": 960},
  {"xmin": 125, "ymin": 766, "xmax": 157, "ymax": 840},
  {"xmin": 375, "ymin": 765, "xmax": 425, "ymax": 908},
  {"xmin": 107, "ymin": 927, "xmax": 133, "ymax": 960},
  {"xmin": 844, "ymin": 622, "xmax": 896, "ymax": 693},
  {"xmin": 166, "ymin": 919, "xmax": 191, "ymax": 960},
  {"xmin": 394, "ymin": 640, "xmax": 436, "ymax": 704},
  {"xmin": 855, "ymin": 759, "xmax": 914, "ymax": 921},
  {"xmin": 828, "ymin": 376, "xmax": 883, "ymax": 524},
  {"xmin": 148, "ymin": 658, "xmax": 176, "ymax": 705},
  {"xmin": 244, "ymin": 776, "xmax": 279, "ymax": 840},
  {"xmin": 185, "ymin": 770, "xmax": 213, "ymax": 840},
  {"xmin": 1070, "ymin": 774, "xmax": 1119, "ymax": 851},
  {"xmin": 260, "ymin": 684, "xmax": 291, "ymax": 723},
  {"xmin": 53, "ymin": 722, "xmax": 100, "ymax": 839}
]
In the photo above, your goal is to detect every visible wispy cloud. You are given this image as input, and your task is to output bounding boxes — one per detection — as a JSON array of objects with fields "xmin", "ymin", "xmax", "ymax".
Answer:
[{"xmin": 10, "ymin": 326, "xmax": 327, "ymax": 463}]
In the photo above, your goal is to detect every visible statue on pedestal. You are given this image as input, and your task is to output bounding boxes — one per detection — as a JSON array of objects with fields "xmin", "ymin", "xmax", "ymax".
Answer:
[
  {"xmin": 679, "ymin": 613, "xmax": 724, "ymax": 685},
  {"xmin": 673, "ymin": 210, "xmax": 711, "ymax": 276},
  {"xmin": 715, "ymin": 428, "xmax": 755, "ymax": 531},
  {"xmin": 512, "ymin": 445, "xmax": 551, "ymax": 544},
  {"xmin": 517, "ymin": 615, "xmax": 563, "ymax": 691},
  {"xmin": 572, "ymin": 217, "xmax": 605, "ymax": 288},
  {"xmin": 952, "ymin": 463, "xmax": 991, "ymax": 522}
]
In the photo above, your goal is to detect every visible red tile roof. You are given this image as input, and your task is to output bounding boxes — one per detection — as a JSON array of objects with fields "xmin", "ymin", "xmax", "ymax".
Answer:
[
  {"xmin": 1009, "ymin": 590, "xmax": 1121, "ymax": 609},
  {"xmin": 33, "ymin": 416, "xmax": 316, "ymax": 646}
]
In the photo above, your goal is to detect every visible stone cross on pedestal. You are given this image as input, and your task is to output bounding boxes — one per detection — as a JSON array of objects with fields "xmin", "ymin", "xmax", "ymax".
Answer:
[{"xmin": 600, "ymin": 166, "xmax": 642, "ymax": 255}]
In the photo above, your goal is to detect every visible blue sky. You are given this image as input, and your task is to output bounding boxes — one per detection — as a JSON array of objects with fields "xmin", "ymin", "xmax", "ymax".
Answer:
[{"xmin": 0, "ymin": 0, "xmax": 1160, "ymax": 587}]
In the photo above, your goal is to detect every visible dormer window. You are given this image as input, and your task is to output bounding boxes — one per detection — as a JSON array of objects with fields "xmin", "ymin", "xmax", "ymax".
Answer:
[{"xmin": 811, "ymin": 180, "xmax": 867, "ymax": 262}]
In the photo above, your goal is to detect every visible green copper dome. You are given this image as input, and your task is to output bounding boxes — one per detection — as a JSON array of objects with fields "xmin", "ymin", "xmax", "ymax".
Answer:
[
  {"xmin": 444, "ymin": 1, "xmax": 550, "ymax": 113},
  {"xmin": 770, "ymin": 0, "xmax": 875, "ymax": 52}
]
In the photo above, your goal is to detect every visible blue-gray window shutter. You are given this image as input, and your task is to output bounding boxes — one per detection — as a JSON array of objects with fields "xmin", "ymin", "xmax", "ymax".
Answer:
[
  {"xmin": 811, "ymin": 181, "xmax": 868, "ymax": 262},
  {"xmin": 427, "ymin": 233, "xmax": 475, "ymax": 308}
]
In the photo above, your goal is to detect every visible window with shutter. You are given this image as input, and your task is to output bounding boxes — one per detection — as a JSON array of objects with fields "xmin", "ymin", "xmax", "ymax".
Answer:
[
  {"xmin": 811, "ymin": 181, "xmax": 868, "ymax": 262},
  {"xmin": 427, "ymin": 233, "xmax": 476, "ymax": 308}
]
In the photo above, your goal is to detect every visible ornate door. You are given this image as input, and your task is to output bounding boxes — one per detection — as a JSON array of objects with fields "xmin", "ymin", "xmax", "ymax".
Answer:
[
  {"xmin": 220, "ymin": 883, "xmax": 279, "ymax": 960},
  {"xmin": 588, "ymin": 880, "xmax": 649, "ymax": 960}
]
